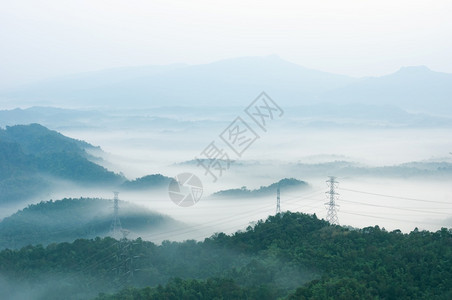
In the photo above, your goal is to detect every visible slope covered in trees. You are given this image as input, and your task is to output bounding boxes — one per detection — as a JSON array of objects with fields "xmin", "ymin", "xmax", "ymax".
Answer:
[
  {"xmin": 0, "ymin": 198, "xmax": 181, "ymax": 249},
  {"xmin": 120, "ymin": 174, "xmax": 172, "ymax": 190},
  {"xmin": 211, "ymin": 178, "xmax": 309, "ymax": 198},
  {"xmin": 0, "ymin": 124, "xmax": 124, "ymax": 203},
  {"xmin": 96, "ymin": 278, "xmax": 271, "ymax": 300},
  {"xmin": 0, "ymin": 123, "xmax": 96, "ymax": 156},
  {"xmin": 0, "ymin": 212, "xmax": 450, "ymax": 299}
]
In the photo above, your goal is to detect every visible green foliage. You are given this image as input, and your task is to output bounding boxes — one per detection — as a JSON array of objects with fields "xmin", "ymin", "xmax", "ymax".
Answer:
[
  {"xmin": 35, "ymin": 151, "xmax": 122, "ymax": 183},
  {"xmin": 212, "ymin": 178, "xmax": 309, "ymax": 198},
  {"xmin": 0, "ymin": 124, "xmax": 124, "ymax": 203},
  {"xmin": 0, "ymin": 198, "xmax": 176, "ymax": 249},
  {"xmin": 0, "ymin": 212, "xmax": 451, "ymax": 299},
  {"xmin": 0, "ymin": 123, "xmax": 95, "ymax": 156},
  {"xmin": 96, "ymin": 277, "xmax": 275, "ymax": 300},
  {"xmin": 121, "ymin": 174, "xmax": 172, "ymax": 190}
]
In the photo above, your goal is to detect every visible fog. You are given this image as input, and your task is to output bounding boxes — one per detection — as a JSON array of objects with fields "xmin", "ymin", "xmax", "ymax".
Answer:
[
  {"xmin": 2, "ymin": 1, "xmax": 452, "ymax": 298},
  {"xmin": 34, "ymin": 110, "xmax": 452, "ymax": 237},
  {"xmin": 1, "ymin": 105, "xmax": 452, "ymax": 243},
  {"xmin": 58, "ymin": 110, "xmax": 452, "ymax": 176}
]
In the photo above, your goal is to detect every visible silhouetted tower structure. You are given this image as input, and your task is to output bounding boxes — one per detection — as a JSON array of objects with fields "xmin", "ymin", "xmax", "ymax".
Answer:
[
  {"xmin": 325, "ymin": 176, "xmax": 340, "ymax": 225},
  {"xmin": 276, "ymin": 184, "xmax": 281, "ymax": 214},
  {"xmin": 110, "ymin": 191, "xmax": 122, "ymax": 238}
]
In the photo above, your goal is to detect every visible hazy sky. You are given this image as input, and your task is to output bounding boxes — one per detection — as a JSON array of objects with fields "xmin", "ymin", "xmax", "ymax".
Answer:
[{"xmin": 1, "ymin": 0, "xmax": 451, "ymax": 88}]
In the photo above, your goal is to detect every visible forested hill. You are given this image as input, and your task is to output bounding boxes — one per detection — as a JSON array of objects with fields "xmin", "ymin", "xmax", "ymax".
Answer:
[
  {"xmin": 0, "ymin": 123, "xmax": 95, "ymax": 156},
  {"xmin": 0, "ymin": 124, "xmax": 124, "ymax": 203},
  {"xmin": 0, "ymin": 197, "xmax": 181, "ymax": 249},
  {"xmin": 211, "ymin": 178, "xmax": 309, "ymax": 198},
  {"xmin": 0, "ymin": 212, "xmax": 450, "ymax": 299},
  {"xmin": 120, "ymin": 174, "xmax": 172, "ymax": 190}
]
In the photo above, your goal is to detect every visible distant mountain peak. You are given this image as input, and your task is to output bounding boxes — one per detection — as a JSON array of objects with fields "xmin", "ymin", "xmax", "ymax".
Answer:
[{"xmin": 396, "ymin": 65, "xmax": 431, "ymax": 74}]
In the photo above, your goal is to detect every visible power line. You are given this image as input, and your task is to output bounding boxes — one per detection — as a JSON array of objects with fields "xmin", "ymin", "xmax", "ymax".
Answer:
[
  {"xmin": 137, "ymin": 190, "xmax": 325, "ymax": 241},
  {"xmin": 339, "ymin": 198, "xmax": 452, "ymax": 216},
  {"xmin": 340, "ymin": 188, "xmax": 451, "ymax": 205},
  {"xmin": 340, "ymin": 210, "xmax": 446, "ymax": 226}
]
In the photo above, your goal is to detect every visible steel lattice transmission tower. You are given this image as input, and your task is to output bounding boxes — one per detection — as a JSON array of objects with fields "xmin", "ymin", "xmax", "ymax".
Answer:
[
  {"xmin": 276, "ymin": 185, "xmax": 281, "ymax": 215},
  {"xmin": 325, "ymin": 176, "xmax": 340, "ymax": 225},
  {"xmin": 110, "ymin": 191, "xmax": 123, "ymax": 238}
]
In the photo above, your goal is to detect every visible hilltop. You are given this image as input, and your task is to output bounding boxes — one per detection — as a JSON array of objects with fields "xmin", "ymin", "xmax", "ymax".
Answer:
[
  {"xmin": 211, "ymin": 178, "xmax": 309, "ymax": 199},
  {"xmin": 0, "ymin": 212, "xmax": 450, "ymax": 299},
  {"xmin": 0, "ymin": 197, "xmax": 182, "ymax": 249}
]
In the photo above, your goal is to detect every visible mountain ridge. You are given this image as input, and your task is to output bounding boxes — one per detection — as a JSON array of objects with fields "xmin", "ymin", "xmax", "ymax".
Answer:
[
  {"xmin": 322, "ymin": 64, "xmax": 452, "ymax": 114},
  {"xmin": 3, "ymin": 56, "xmax": 449, "ymax": 113}
]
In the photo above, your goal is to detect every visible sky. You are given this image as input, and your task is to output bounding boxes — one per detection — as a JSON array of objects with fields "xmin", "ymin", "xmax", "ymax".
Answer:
[{"xmin": 1, "ymin": 0, "xmax": 452, "ymax": 89}]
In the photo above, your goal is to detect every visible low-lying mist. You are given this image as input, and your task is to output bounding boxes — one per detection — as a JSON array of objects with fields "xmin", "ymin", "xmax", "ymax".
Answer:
[{"xmin": 1, "ymin": 106, "xmax": 451, "ymax": 242}]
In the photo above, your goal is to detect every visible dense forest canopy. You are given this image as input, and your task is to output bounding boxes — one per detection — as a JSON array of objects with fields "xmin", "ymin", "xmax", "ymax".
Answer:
[
  {"xmin": 0, "ymin": 212, "xmax": 450, "ymax": 299},
  {"xmin": 0, "ymin": 124, "xmax": 124, "ymax": 203}
]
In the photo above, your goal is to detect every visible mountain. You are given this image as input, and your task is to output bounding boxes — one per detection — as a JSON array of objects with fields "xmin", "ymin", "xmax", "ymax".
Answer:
[
  {"xmin": 0, "ymin": 123, "xmax": 96, "ymax": 156},
  {"xmin": 322, "ymin": 66, "xmax": 452, "ymax": 115},
  {"xmin": 211, "ymin": 178, "xmax": 309, "ymax": 198},
  {"xmin": 0, "ymin": 64, "xmax": 188, "ymax": 106},
  {"xmin": 120, "ymin": 174, "xmax": 172, "ymax": 191},
  {"xmin": 0, "ymin": 123, "xmax": 222, "ymax": 204},
  {"xmin": 1, "ymin": 57, "xmax": 451, "ymax": 115},
  {"xmin": 0, "ymin": 56, "xmax": 355, "ymax": 108},
  {"xmin": 0, "ymin": 124, "xmax": 124, "ymax": 203},
  {"xmin": 0, "ymin": 198, "xmax": 182, "ymax": 249}
]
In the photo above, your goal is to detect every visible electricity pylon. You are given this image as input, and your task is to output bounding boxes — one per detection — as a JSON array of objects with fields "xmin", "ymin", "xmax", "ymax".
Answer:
[
  {"xmin": 325, "ymin": 176, "xmax": 340, "ymax": 225},
  {"xmin": 110, "ymin": 191, "xmax": 122, "ymax": 239}
]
